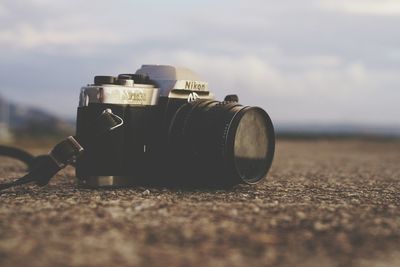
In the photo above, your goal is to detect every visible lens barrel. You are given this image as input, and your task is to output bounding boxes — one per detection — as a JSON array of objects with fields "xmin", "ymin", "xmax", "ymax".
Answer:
[{"xmin": 168, "ymin": 100, "xmax": 275, "ymax": 186}]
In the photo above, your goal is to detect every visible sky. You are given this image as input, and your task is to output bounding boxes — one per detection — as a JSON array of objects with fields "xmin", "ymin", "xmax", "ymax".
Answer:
[{"xmin": 0, "ymin": 0, "xmax": 399, "ymax": 127}]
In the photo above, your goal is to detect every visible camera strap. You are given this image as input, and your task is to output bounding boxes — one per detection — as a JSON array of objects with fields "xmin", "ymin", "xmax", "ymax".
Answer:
[{"xmin": 0, "ymin": 109, "xmax": 124, "ymax": 192}]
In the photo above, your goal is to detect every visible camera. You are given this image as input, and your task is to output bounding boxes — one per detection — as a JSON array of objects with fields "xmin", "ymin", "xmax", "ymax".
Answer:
[{"xmin": 75, "ymin": 65, "xmax": 275, "ymax": 187}]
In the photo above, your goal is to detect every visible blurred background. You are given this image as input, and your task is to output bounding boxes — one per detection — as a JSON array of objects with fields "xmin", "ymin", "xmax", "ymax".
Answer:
[{"xmin": 0, "ymin": 0, "xmax": 399, "ymax": 142}]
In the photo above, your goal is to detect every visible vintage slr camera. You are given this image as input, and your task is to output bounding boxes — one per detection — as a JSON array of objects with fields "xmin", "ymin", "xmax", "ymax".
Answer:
[{"xmin": 76, "ymin": 65, "xmax": 275, "ymax": 187}]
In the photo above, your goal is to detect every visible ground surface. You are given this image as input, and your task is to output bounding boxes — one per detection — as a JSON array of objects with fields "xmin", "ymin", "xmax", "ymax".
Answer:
[{"xmin": 0, "ymin": 139, "xmax": 399, "ymax": 267}]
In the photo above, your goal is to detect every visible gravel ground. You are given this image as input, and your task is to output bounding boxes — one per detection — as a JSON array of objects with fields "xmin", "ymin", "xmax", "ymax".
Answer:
[{"xmin": 0, "ymin": 139, "xmax": 399, "ymax": 267}]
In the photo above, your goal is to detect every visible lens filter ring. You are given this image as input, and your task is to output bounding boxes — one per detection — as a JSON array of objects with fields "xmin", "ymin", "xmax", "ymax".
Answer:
[{"xmin": 225, "ymin": 107, "xmax": 275, "ymax": 184}]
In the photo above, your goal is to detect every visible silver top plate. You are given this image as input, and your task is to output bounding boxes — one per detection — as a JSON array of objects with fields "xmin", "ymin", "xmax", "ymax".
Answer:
[
  {"xmin": 79, "ymin": 84, "xmax": 159, "ymax": 106},
  {"xmin": 79, "ymin": 65, "xmax": 215, "ymax": 106}
]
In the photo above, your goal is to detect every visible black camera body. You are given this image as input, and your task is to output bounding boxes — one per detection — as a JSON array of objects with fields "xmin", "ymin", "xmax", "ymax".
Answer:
[{"xmin": 76, "ymin": 65, "xmax": 275, "ymax": 187}]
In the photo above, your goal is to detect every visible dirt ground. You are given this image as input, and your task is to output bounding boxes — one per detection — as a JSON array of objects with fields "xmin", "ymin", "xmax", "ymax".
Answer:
[{"xmin": 0, "ymin": 139, "xmax": 399, "ymax": 267}]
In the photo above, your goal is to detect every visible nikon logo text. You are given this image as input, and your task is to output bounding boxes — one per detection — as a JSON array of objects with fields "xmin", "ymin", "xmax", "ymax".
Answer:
[
  {"xmin": 185, "ymin": 81, "xmax": 206, "ymax": 90},
  {"xmin": 120, "ymin": 91, "xmax": 146, "ymax": 102},
  {"xmin": 187, "ymin": 92, "xmax": 200, "ymax": 102}
]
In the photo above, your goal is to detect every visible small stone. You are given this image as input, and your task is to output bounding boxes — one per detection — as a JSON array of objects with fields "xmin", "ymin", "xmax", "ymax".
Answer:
[
  {"xmin": 158, "ymin": 208, "xmax": 168, "ymax": 216},
  {"xmin": 134, "ymin": 204, "xmax": 144, "ymax": 211},
  {"xmin": 125, "ymin": 207, "xmax": 132, "ymax": 213},
  {"xmin": 314, "ymin": 221, "xmax": 330, "ymax": 231},
  {"xmin": 304, "ymin": 231, "xmax": 314, "ymax": 239},
  {"xmin": 336, "ymin": 232, "xmax": 352, "ymax": 253},
  {"xmin": 230, "ymin": 209, "xmax": 238, "ymax": 216},
  {"xmin": 296, "ymin": 211, "xmax": 307, "ymax": 220},
  {"xmin": 303, "ymin": 196, "xmax": 312, "ymax": 202},
  {"xmin": 253, "ymin": 206, "xmax": 260, "ymax": 213},
  {"xmin": 142, "ymin": 189, "xmax": 150, "ymax": 196}
]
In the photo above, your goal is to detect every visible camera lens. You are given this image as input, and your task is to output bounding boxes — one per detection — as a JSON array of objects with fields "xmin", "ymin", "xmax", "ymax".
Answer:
[{"xmin": 168, "ymin": 100, "xmax": 275, "ymax": 186}]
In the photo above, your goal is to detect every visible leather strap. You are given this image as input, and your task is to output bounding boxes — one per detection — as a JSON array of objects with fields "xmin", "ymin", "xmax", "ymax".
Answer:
[{"xmin": 0, "ymin": 109, "xmax": 123, "ymax": 192}]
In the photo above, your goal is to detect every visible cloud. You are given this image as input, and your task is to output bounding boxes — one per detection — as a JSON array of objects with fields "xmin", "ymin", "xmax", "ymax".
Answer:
[
  {"xmin": 0, "ymin": 4, "xmax": 7, "ymax": 16},
  {"xmin": 0, "ymin": 24, "xmax": 125, "ymax": 49},
  {"xmin": 130, "ymin": 49, "xmax": 400, "ymax": 125},
  {"xmin": 139, "ymin": 50, "xmax": 368, "ymax": 94},
  {"xmin": 317, "ymin": 0, "xmax": 400, "ymax": 15}
]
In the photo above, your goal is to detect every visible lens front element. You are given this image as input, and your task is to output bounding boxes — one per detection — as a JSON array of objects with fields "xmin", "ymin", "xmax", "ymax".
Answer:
[{"xmin": 232, "ymin": 108, "xmax": 273, "ymax": 184}]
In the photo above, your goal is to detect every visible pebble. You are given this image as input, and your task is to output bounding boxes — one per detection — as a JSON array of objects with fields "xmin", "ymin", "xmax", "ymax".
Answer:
[
  {"xmin": 314, "ymin": 221, "xmax": 330, "ymax": 231},
  {"xmin": 296, "ymin": 211, "xmax": 307, "ymax": 220},
  {"xmin": 230, "ymin": 209, "xmax": 238, "ymax": 216}
]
